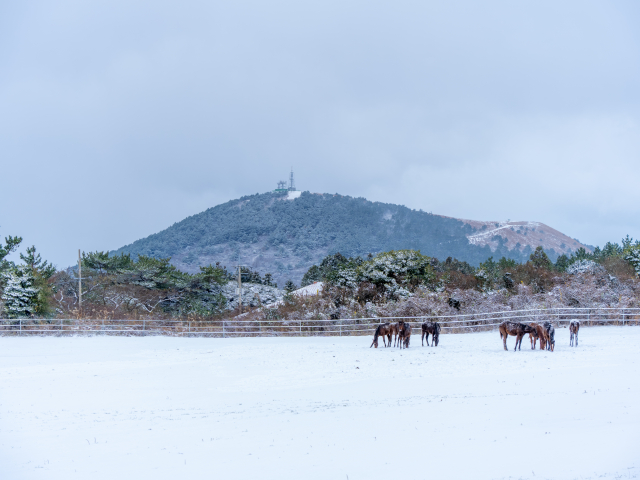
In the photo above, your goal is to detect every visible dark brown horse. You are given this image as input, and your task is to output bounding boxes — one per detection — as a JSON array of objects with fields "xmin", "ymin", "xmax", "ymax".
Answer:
[
  {"xmin": 370, "ymin": 323, "xmax": 392, "ymax": 348},
  {"xmin": 397, "ymin": 320, "xmax": 412, "ymax": 349},
  {"xmin": 421, "ymin": 321, "xmax": 441, "ymax": 347},
  {"xmin": 499, "ymin": 321, "xmax": 536, "ymax": 351},
  {"xmin": 569, "ymin": 320, "xmax": 579, "ymax": 347}
]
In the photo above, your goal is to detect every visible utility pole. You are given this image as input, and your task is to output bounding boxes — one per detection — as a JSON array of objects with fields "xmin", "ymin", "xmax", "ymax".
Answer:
[
  {"xmin": 235, "ymin": 265, "xmax": 248, "ymax": 313},
  {"xmin": 237, "ymin": 265, "xmax": 242, "ymax": 313},
  {"xmin": 78, "ymin": 249, "xmax": 82, "ymax": 309}
]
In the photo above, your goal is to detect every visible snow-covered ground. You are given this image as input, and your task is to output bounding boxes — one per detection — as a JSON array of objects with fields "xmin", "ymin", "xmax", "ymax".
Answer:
[{"xmin": 1, "ymin": 326, "xmax": 638, "ymax": 480}]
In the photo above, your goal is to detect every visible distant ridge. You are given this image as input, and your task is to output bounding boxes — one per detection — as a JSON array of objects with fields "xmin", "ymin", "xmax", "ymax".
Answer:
[{"xmin": 111, "ymin": 191, "xmax": 590, "ymax": 286}]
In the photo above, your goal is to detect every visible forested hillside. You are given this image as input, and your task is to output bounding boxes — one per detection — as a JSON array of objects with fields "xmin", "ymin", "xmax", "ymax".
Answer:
[{"xmin": 111, "ymin": 191, "xmax": 577, "ymax": 286}]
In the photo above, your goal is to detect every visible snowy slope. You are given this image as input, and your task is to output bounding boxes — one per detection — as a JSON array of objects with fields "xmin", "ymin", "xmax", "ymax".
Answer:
[
  {"xmin": 1, "ymin": 327, "xmax": 638, "ymax": 479},
  {"xmin": 460, "ymin": 219, "xmax": 590, "ymax": 254}
]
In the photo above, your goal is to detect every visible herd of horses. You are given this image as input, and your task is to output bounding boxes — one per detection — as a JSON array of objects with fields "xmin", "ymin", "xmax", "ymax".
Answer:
[
  {"xmin": 370, "ymin": 320, "xmax": 441, "ymax": 349},
  {"xmin": 370, "ymin": 319, "xmax": 581, "ymax": 352}
]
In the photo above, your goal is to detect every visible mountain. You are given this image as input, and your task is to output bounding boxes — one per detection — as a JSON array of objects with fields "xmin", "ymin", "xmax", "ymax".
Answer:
[
  {"xmin": 456, "ymin": 219, "xmax": 589, "ymax": 257},
  {"xmin": 111, "ymin": 191, "xmax": 590, "ymax": 287}
]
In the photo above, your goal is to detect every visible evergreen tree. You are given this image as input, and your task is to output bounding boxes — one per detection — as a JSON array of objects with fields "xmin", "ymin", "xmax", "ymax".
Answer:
[
  {"xmin": 19, "ymin": 246, "xmax": 56, "ymax": 316},
  {"xmin": 300, "ymin": 265, "xmax": 321, "ymax": 286},
  {"xmin": 625, "ymin": 247, "xmax": 640, "ymax": 277},
  {"xmin": 529, "ymin": 246, "xmax": 552, "ymax": 269},
  {"xmin": 555, "ymin": 254, "xmax": 570, "ymax": 272},
  {"xmin": 0, "ymin": 233, "xmax": 22, "ymax": 273},
  {"xmin": 2, "ymin": 265, "xmax": 39, "ymax": 318},
  {"xmin": 284, "ymin": 280, "xmax": 297, "ymax": 293},
  {"xmin": 20, "ymin": 246, "xmax": 56, "ymax": 279},
  {"xmin": 199, "ymin": 263, "xmax": 230, "ymax": 286}
]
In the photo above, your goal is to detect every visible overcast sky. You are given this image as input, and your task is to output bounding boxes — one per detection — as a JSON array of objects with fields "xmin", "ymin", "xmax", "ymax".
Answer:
[{"xmin": 2, "ymin": 0, "xmax": 639, "ymax": 268}]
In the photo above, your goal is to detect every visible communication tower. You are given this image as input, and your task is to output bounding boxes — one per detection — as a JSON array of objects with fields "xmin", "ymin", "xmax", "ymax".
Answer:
[
  {"xmin": 274, "ymin": 169, "xmax": 297, "ymax": 193},
  {"xmin": 288, "ymin": 168, "xmax": 296, "ymax": 191}
]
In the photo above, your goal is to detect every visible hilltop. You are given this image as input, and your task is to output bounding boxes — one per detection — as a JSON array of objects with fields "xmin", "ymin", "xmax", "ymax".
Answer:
[{"xmin": 111, "ymin": 191, "xmax": 589, "ymax": 286}]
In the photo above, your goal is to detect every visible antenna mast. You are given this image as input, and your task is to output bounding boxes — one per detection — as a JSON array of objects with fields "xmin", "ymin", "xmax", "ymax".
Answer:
[{"xmin": 289, "ymin": 168, "xmax": 296, "ymax": 191}]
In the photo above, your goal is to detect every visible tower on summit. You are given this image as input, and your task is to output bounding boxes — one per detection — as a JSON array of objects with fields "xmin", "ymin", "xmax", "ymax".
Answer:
[
  {"xmin": 288, "ymin": 168, "xmax": 296, "ymax": 191},
  {"xmin": 274, "ymin": 169, "xmax": 297, "ymax": 192}
]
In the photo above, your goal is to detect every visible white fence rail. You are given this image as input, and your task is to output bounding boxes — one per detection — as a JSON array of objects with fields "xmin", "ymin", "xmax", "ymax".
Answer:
[{"xmin": 1, "ymin": 307, "xmax": 639, "ymax": 337}]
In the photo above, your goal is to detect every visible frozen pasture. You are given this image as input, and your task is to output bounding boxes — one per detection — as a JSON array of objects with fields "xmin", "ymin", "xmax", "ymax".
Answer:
[{"xmin": 1, "ymin": 326, "xmax": 638, "ymax": 480}]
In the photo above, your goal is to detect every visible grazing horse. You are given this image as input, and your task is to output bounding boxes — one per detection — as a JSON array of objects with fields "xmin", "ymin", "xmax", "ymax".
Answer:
[
  {"xmin": 370, "ymin": 323, "xmax": 392, "ymax": 348},
  {"xmin": 528, "ymin": 325, "xmax": 538, "ymax": 349},
  {"xmin": 421, "ymin": 321, "xmax": 441, "ymax": 347},
  {"xmin": 544, "ymin": 322, "xmax": 555, "ymax": 351},
  {"xmin": 499, "ymin": 321, "xmax": 536, "ymax": 351},
  {"xmin": 387, "ymin": 322, "xmax": 400, "ymax": 347},
  {"xmin": 569, "ymin": 320, "xmax": 580, "ymax": 347},
  {"xmin": 397, "ymin": 320, "xmax": 412, "ymax": 349},
  {"xmin": 529, "ymin": 322, "xmax": 548, "ymax": 350}
]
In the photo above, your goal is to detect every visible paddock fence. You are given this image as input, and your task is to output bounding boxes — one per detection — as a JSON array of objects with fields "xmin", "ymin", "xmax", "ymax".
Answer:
[{"xmin": 1, "ymin": 307, "xmax": 639, "ymax": 337}]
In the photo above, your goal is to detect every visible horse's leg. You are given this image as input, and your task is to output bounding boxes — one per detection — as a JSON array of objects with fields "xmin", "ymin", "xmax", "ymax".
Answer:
[
  {"xmin": 576, "ymin": 331, "xmax": 578, "ymax": 347},
  {"xmin": 570, "ymin": 331, "xmax": 573, "ymax": 347},
  {"xmin": 422, "ymin": 331, "xmax": 425, "ymax": 347},
  {"xmin": 502, "ymin": 331, "xmax": 508, "ymax": 351},
  {"xmin": 514, "ymin": 334, "xmax": 520, "ymax": 351}
]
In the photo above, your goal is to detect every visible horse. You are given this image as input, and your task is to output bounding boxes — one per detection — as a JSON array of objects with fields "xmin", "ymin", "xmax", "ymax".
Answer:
[
  {"xmin": 543, "ymin": 321, "xmax": 555, "ymax": 351},
  {"xmin": 370, "ymin": 323, "xmax": 392, "ymax": 348},
  {"xmin": 397, "ymin": 320, "xmax": 412, "ymax": 349},
  {"xmin": 421, "ymin": 321, "xmax": 441, "ymax": 347},
  {"xmin": 388, "ymin": 322, "xmax": 400, "ymax": 347},
  {"xmin": 569, "ymin": 320, "xmax": 580, "ymax": 347},
  {"xmin": 499, "ymin": 321, "xmax": 536, "ymax": 351},
  {"xmin": 528, "ymin": 322, "xmax": 548, "ymax": 350}
]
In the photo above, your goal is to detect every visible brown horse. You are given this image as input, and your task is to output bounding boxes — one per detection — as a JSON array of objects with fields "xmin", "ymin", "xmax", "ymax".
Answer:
[
  {"xmin": 529, "ymin": 322, "xmax": 548, "ymax": 350},
  {"xmin": 397, "ymin": 320, "xmax": 412, "ymax": 349},
  {"xmin": 499, "ymin": 321, "xmax": 536, "ymax": 351},
  {"xmin": 388, "ymin": 322, "xmax": 400, "ymax": 347},
  {"xmin": 370, "ymin": 323, "xmax": 392, "ymax": 348},
  {"xmin": 421, "ymin": 321, "xmax": 441, "ymax": 347},
  {"xmin": 569, "ymin": 320, "xmax": 580, "ymax": 347}
]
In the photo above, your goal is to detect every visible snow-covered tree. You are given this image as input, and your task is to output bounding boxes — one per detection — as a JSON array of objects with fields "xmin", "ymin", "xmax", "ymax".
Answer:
[
  {"xmin": 1, "ymin": 265, "xmax": 39, "ymax": 318},
  {"xmin": 624, "ymin": 246, "xmax": 640, "ymax": 277},
  {"xmin": 327, "ymin": 249, "xmax": 435, "ymax": 297}
]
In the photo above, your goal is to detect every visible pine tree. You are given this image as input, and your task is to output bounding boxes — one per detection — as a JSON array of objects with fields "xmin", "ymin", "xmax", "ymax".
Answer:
[
  {"xmin": 0, "ymin": 233, "xmax": 22, "ymax": 273},
  {"xmin": 20, "ymin": 246, "xmax": 56, "ymax": 279},
  {"xmin": 2, "ymin": 265, "xmax": 39, "ymax": 318},
  {"xmin": 284, "ymin": 280, "xmax": 297, "ymax": 293},
  {"xmin": 555, "ymin": 254, "xmax": 570, "ymax": 272},
  {"xmin": 19, "ymin": 246, "xmax": 56, "ymax": 316},
  {"xmin": 529, "ymin": 246, "xmax": 552, "ymax": 269}
]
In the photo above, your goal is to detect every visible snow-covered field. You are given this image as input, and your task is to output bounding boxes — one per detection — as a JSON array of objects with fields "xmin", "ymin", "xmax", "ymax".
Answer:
[{"xmin": 1, "ymin": 326, "xmax": 638, "ymax": 480}]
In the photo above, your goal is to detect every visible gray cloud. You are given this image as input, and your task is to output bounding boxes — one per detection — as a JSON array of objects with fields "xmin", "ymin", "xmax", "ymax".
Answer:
[{"xmin": 1, "ymin": 0, "xmax": 639, "ymax": 267}]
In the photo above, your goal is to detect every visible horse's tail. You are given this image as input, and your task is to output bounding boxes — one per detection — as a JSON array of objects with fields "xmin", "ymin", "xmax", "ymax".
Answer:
[{"xmin": 370, "ymin": 326, "xmax": 380, "ymax": 348}]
